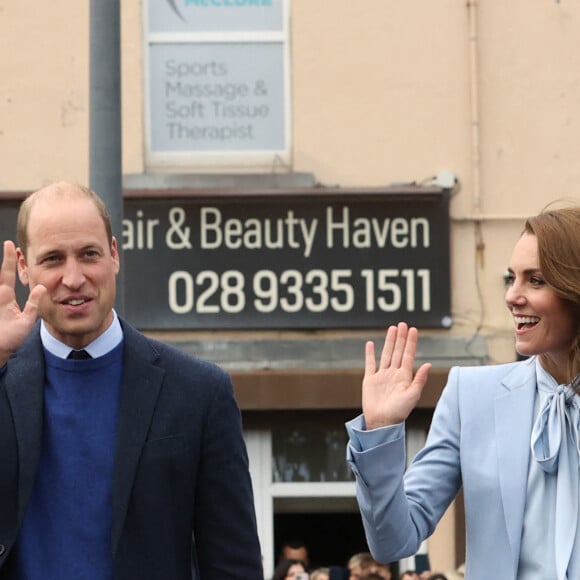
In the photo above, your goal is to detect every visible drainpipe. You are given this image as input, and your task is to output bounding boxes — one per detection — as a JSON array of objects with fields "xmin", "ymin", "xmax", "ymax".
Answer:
[{"xmin": 467, "ymin": 0, "xmax": 485, "ymax": 269}]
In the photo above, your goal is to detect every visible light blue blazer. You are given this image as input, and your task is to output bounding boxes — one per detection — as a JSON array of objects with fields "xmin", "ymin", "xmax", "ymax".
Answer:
[{"xmin": 346, "ymin": 356, "xmax": 538, "ymax": 580}]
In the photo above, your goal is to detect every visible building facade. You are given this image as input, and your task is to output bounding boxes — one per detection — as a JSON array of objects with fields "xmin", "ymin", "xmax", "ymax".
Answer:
[{"xmin": 2, "ymin": 0, "xmax": 580, "ymax": 576}]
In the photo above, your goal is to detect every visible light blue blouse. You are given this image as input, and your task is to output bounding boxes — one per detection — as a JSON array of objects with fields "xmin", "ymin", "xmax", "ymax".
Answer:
[{"xmin": 518, "ymin": 359, "xmax": 580, "ymax": 580}]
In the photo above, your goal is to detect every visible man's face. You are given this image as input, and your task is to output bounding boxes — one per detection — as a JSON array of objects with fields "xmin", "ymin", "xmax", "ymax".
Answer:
[
  {"xmin": 17, "ymin": 193, "xmax": 119, "ymax": 349},
  {"xmin": 283, "ymin": 546, "xmax": 309, "ymax": 567}
]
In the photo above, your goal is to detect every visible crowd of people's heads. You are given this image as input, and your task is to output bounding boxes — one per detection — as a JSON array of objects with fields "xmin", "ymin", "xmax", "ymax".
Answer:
[
  {"xmin": 274, "ymin": 545, "xmax": 393, "ymax": 580},
  {"xmin": 273, "ymin": 539, "xmax": 462, "ymax": 580}
]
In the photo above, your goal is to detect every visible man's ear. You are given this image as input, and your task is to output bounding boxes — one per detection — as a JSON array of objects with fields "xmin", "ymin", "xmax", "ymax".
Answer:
[
  {"xmin": 111, "ymin": 237, "xmax": 120, "ymax": 274},
  {"xmin": 16, "ymin": 247, "xmax": 29, "ymax": 286}
]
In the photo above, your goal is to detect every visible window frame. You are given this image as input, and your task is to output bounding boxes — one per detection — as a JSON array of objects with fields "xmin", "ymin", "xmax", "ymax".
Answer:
[{"xmin": 143, "ymin": 0, "xmax": 291, "ymax": 171}]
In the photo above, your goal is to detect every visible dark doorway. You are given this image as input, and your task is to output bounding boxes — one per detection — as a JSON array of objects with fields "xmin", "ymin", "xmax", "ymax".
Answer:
[{"xmin": 274, "ymin": 511, "xmax": 368, "ymax": 571}]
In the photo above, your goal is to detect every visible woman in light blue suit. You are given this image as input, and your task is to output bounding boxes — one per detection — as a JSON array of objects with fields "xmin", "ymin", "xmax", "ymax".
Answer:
[{"xmin": 346, "ymin": 206, "xmax": 580, "ymax": 580}]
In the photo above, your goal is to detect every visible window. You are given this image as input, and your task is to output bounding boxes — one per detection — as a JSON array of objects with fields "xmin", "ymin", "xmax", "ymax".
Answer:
[
  {"xmin": 144, "ymin": 0, "xmax": 290, "ymax": 170},
  {"xmin": 272, "ymin": 419, "xmax": 354, "ymax": 483}
]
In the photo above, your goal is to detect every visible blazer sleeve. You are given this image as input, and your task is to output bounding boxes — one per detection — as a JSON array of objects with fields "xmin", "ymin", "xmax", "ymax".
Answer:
[
  {"xmin": 192, "ymin": 369, "xmax": 263, "ymax": 579},
  {"xmin": 346, "ymin": 366, "xmax": 463, "ymax": 563}
]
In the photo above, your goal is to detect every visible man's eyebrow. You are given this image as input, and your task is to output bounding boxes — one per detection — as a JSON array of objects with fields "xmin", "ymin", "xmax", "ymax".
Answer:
[
  {"xmin": 78, "ymin": 244, "xmax": 103, "ymax": 252},
  {"xmin": 35, "ymin": 248, "xmax": 62, "ymax": 261}
]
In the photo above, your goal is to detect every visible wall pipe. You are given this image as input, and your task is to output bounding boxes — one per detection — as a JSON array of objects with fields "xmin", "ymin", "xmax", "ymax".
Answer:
[{"xmin": 89, "ymin": 0, "xmax": 124, "ymax": 314}]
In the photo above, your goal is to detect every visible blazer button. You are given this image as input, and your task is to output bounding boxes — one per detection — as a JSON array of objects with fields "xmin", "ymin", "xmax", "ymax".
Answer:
[{"xmin": 0, "ymin": 544, "xmax": 5, "ymax": 556}]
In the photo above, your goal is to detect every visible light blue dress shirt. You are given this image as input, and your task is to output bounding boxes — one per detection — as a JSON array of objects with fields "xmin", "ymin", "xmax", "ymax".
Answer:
[{"xmin": 40, "ymin": 309, "xmax": 123, "ymax": 359}]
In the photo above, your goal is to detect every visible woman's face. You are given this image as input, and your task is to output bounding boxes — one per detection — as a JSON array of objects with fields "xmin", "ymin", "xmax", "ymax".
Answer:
[{"xmin": 505, "ymin": 233, "xmax": 575, "ymax": 381}]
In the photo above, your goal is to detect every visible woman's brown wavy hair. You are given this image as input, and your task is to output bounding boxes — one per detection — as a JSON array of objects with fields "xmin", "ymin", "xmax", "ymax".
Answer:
[{"xmin": 524, "ymin": 206, "xmax": 580, "ymax": 389}]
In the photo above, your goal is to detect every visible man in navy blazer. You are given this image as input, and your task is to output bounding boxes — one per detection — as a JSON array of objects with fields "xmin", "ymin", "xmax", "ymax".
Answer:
[{"xmin": 0, "ymin": 182, "xmax": 263, "ymax": 579}]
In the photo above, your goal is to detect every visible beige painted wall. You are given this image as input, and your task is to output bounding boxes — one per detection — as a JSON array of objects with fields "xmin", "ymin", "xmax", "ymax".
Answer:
[
  {"xmin": 2, "ymin": 0, "xmax": 580, "ymax": 571},
  {"xmin": 0, "ymin": 1, "xmax": 88, "ymax": 188},
  {"xmin": 291, "ymin": 1, "xmax": 471, "ymax": 188},
  {"xmin": 3, "ymin": 2, "xmax": 579, "ymax": 351}
]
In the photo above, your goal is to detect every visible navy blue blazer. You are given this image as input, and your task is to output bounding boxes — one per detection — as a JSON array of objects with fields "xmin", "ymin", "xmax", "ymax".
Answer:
[{"xmin": 0, "ymin": 319, "xmax": 263, "ymax": 579}]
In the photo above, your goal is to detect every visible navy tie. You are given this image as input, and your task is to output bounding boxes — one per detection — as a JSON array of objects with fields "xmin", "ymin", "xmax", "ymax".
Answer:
[{"xmin": 67, "ymin": 349, "xmax": 92, "ymax": 360}]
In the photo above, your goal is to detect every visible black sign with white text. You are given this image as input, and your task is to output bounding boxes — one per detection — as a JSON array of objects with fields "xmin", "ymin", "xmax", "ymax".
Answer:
[{"xmin": 122, "ymin": 189, "xmax": 451, "ymax": 329}]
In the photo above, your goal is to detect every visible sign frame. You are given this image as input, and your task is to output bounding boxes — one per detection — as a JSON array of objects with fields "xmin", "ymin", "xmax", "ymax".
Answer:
[{"xmin": 121, "ymin": 186, "xmax": 452, "ymax": 330}]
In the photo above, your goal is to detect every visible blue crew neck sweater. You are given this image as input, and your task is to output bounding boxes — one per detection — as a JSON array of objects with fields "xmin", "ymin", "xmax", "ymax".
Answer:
[{"xmin": 12, "ymin": 343, "xmax": 123, "ymax": 580}]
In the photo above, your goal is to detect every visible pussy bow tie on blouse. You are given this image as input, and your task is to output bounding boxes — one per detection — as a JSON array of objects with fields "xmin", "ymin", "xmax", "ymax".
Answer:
[{"xmin": 531, "ymin": 382, "xmax": 580, "ymax": 580}]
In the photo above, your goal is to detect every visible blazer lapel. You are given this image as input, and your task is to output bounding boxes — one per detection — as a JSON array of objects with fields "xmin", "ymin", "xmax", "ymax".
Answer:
[
  {"xmin": 111, "ymin": 322, "xmax": 165, "ymax": 553},
  {"xmin": 494, "ymin": 357, "xmax": 537, "ymax": 568},
  {"xmin": 4, "ymin": 329, "xmax": 45, "ymax": 523}
]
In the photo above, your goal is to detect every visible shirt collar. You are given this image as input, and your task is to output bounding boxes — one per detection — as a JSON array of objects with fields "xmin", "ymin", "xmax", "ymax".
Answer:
[
  {"xmin": 535, "ymin": 356, "xmax": 560, "ymax": 392},
  {"xmin": 40, "ymin": 310, "xmax": 123, "ymax": 359}
]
